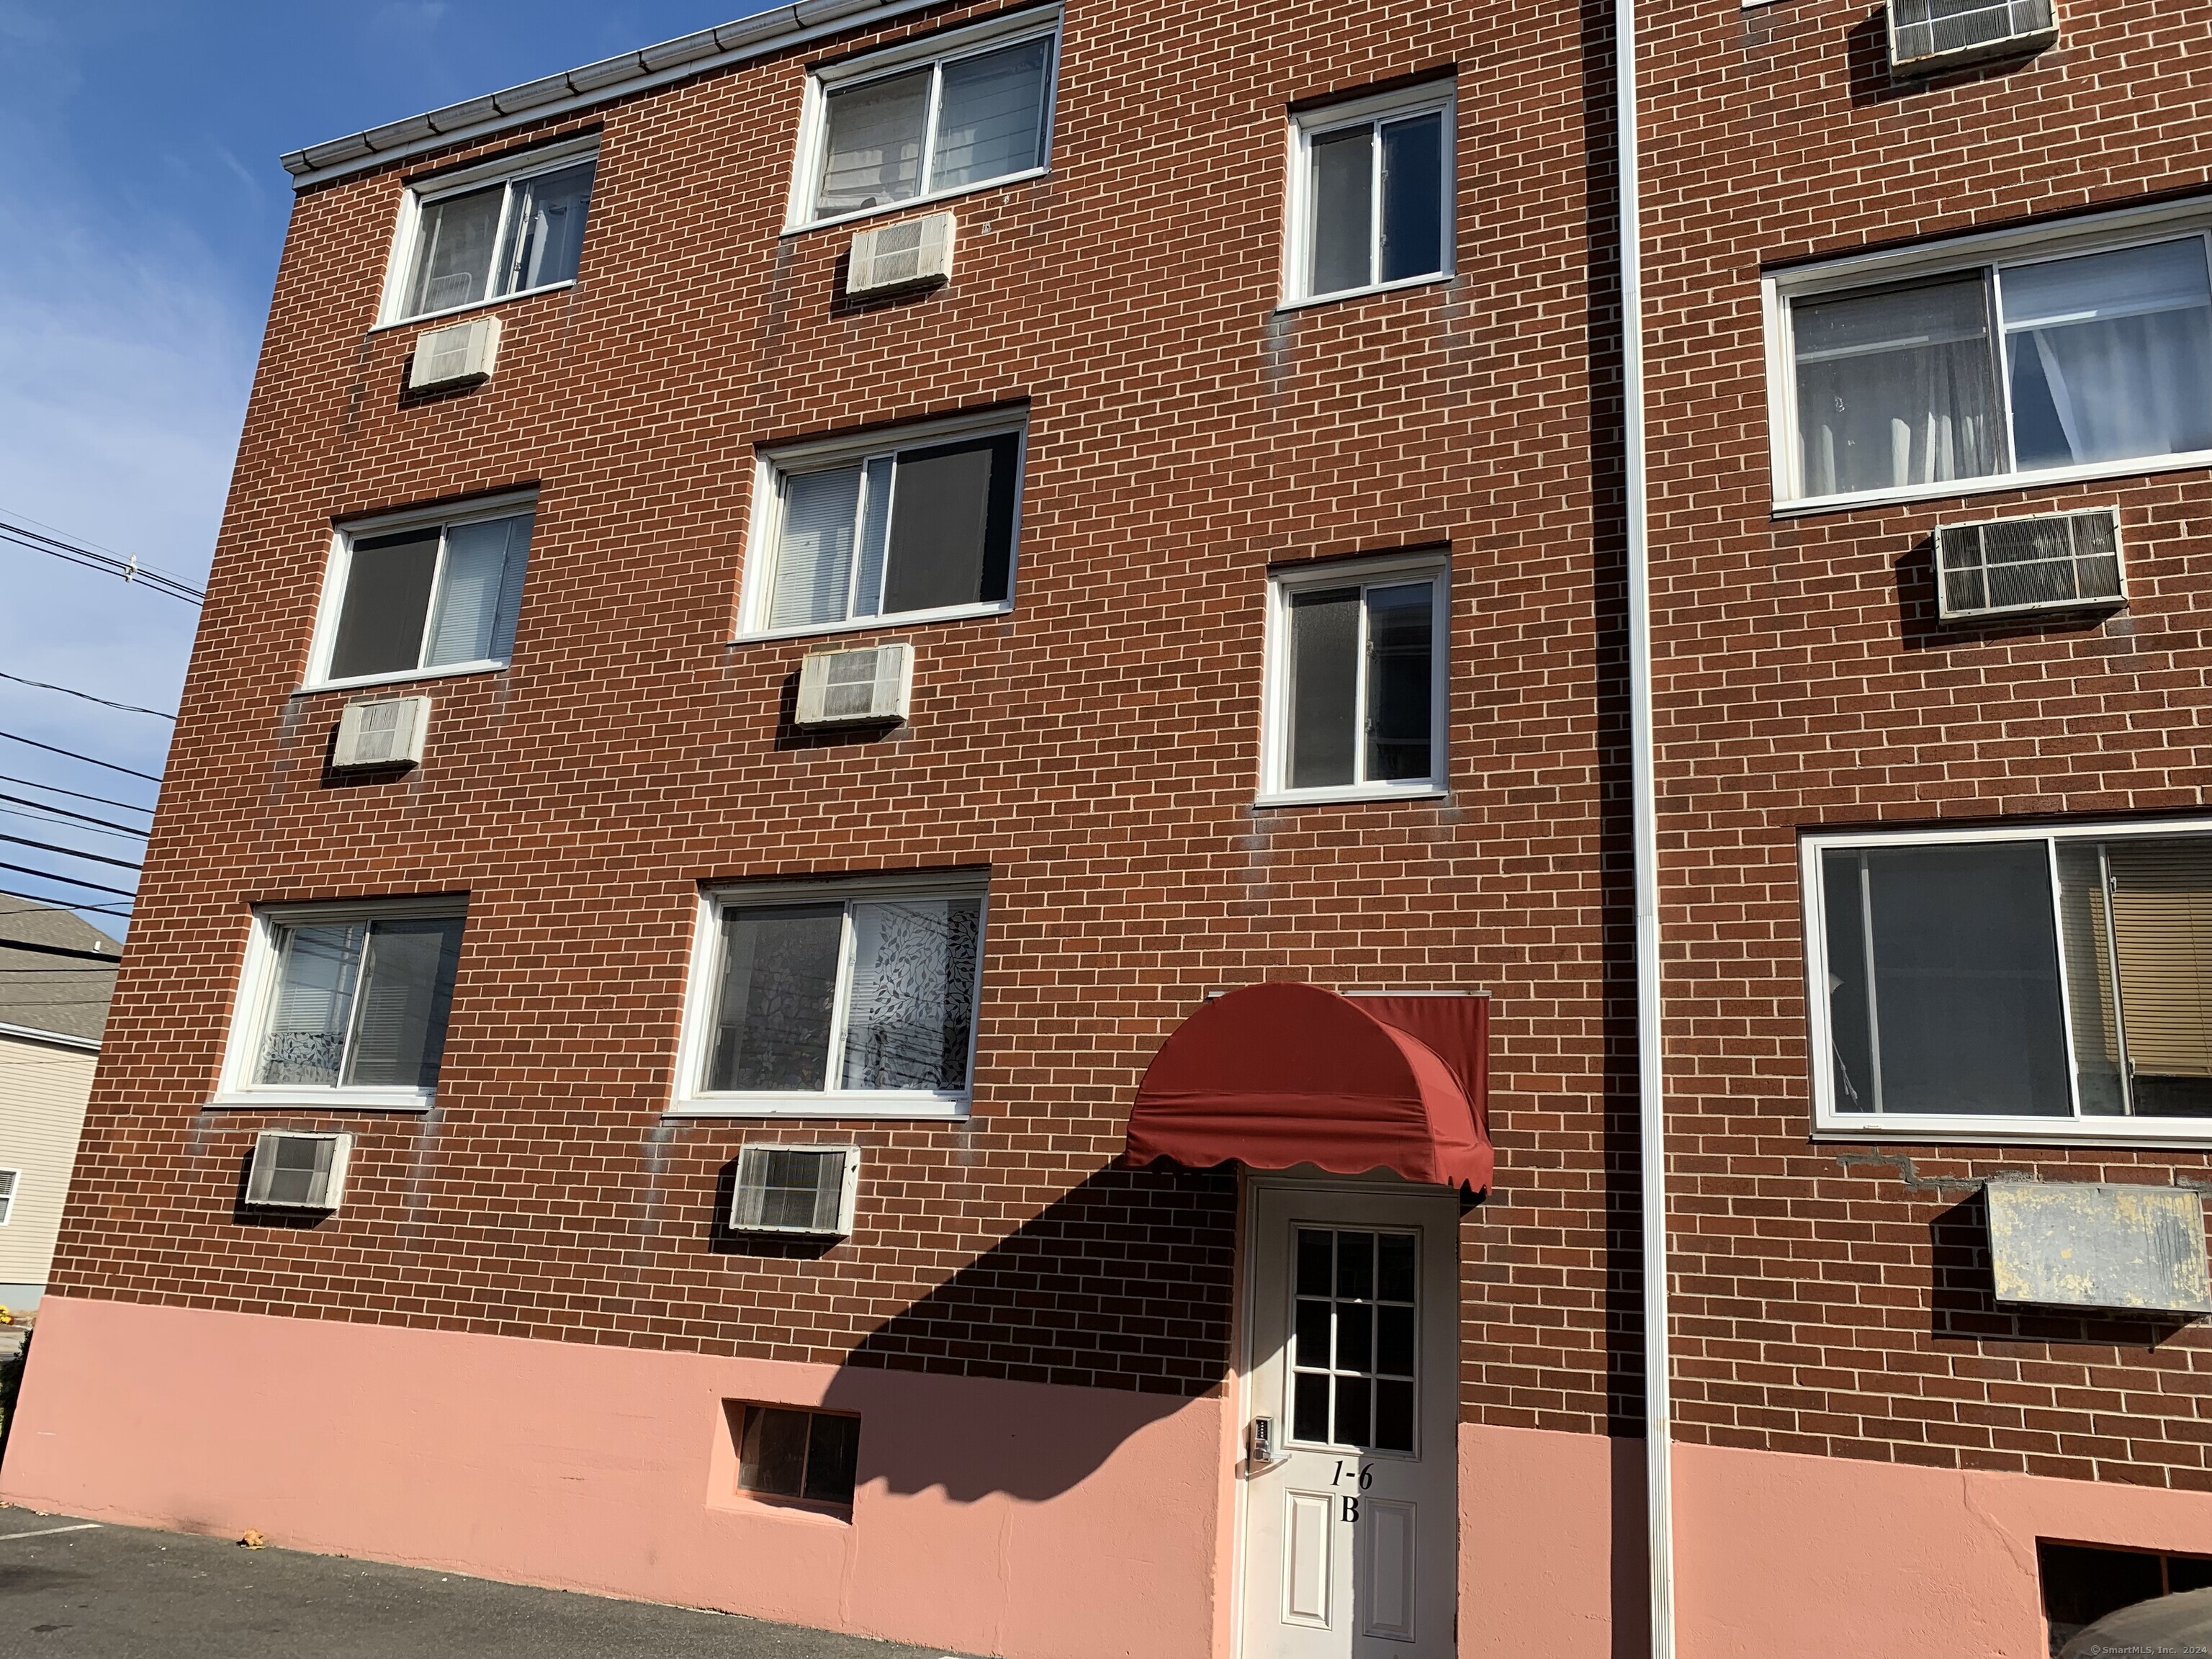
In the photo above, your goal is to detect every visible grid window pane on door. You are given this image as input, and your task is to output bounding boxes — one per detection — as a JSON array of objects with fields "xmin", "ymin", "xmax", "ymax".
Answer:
[{"xmin": 1289, "ymin": 1228, "xmax": 1419, "ymax": 1453}]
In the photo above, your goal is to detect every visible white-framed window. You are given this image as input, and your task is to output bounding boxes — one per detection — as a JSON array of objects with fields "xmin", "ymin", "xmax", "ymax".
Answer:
[
  {"xmin": 738, "ymin": 410, "xmax": 1024, "ymax": 639},
  {"xmin": 1282, "ymin": 79, "xmax": 1455, "ymax": 307},
  {"xmin": 0, "ymin": 1169, "xmax": 17, "ymax": 1226},
  {"xmin": 786, "ymin": 7, "xmax": 1060, "ymax": 233},
  {"xmin": 1804, "ymin": 817, "xmax": 2212, "ymax": 1145},
  {"xmin": 378, "ymin": 138, "xmax": 598, "ymax": 328},
  {"xmin": 1767, "ymin": 202, "xmax": 2212, "ymax": 511},
  {"xmin": 215, "ymin": 897, "xmax": 467, "ymax": 1112},
  {"xmin": 305, "ymin": 495, "xmax": 535, "ymax": 691},
  {"xmin": 1260, "ymin": 550, "xmax": 1449, "ymax": 806},
  {"xmin": 673, "ymin": 873, "xmax": 986, "ymax": 1118}
]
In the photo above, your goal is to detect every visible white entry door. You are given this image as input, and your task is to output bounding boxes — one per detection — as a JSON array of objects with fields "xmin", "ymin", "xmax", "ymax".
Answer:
[{"xmin": 1239, "ymin": 1181, "xmax": 1460, "ymax": 1659}]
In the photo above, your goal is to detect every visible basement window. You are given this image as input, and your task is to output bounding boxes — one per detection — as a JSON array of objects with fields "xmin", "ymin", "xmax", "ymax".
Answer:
[
  {"xmin": 1804, "ymin": 819, "xmax": 2212, "ymax": 1143},
  {"xmin": 734, "ymin": 1404, "xmax": 861, "ymax": 1509},
  {"xmin": 2041, "ymin": 1540, "xmax": 2212, "ymax": 1657}
]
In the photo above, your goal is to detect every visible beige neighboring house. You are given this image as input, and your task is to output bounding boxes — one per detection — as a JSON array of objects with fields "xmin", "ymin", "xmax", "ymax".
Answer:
[{"xmin": 0, "ymin": 900, "xmax": 118, "ymax": 1310}]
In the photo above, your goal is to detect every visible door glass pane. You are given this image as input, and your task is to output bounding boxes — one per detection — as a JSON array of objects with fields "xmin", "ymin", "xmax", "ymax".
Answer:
[
  {"xmin": 1861, "ymin": 842, "xmax": 2071, "ymax": 1115},
  {"xmin": 1379, "ymin": 112, "xmax": 1444, "ymax": 283},
  {"xmin": 499, "ymin": 160, "xmax": 595, "ymax": 294},
  {"xmin": 1364, "ymin": 581, "xmax": 1434, "ymax": 782},
  {"xmin": 1792, "ymin": 277, "xmax": 1998, "ymax": 496},
  {"xmin": 2002, "ymin": 239, "xmax": 2212, "ymax": 471},
  {"xmin": 1287, "ymin": 587, "xmax": 1360, "ymax": 788},
  {"xmin": 407, "ymin": 183, "xmax": 504, "ymax": 316},
  {"xmin": 343, "ymin": 917, "xmax": 464, "ymax": 1089},
  {"xmin": 1310, "ymin": 125, "xmax": 1373, "ymax": 296},
  {"xmin": 771, "ymin": 467, "xmax": 863, "ymax": 629},
  {"xmin": 424, "ymin": 514, "xmax": 530, "ymax": 667},
  {"xmin": 817, "ymin": 68, "xmax": 930, "ymax": 217},
  {"xmin": 839, "ymin": 896, "xmax": 981, "ymax": 1090},
  {"xmin": 930, "ymin": 39, "xmax": 1051, "ymax": 192},
  {"xmin": 709, "ymin": 905, "xmax": 845, "ymax": 1091},
  {"xmin": 1289, "ymin": 1228, "xmax": 1418, "ymax": 1452},
  {"xmin": 329, "ymin": 531, "xmax": 440, "ymax": 680},
  {"xmin": 257, "ymin": 924, "xmax": 365, "ymax": 1085}
]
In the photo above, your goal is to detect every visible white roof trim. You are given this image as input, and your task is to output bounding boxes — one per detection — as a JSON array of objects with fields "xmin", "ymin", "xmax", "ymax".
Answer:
[
  {"xmin": 0, "ymin": 1020, "xmax": 99, "ymax": 1054},
  {"xmin": 280, "ymin": 0, "xmax": 950, "ymax": 191}
]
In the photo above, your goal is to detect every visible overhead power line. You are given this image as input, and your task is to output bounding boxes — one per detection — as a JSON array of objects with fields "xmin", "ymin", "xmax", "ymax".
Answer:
[
  {"xmin": 0, "ymin": 936, "xmax": 121, "ymax": 964},
  {"xmin": 0, "ymin": 884, "xmax": 131, "ymax": 918},
  {"xmin": 0, "ymin": 771, "xmax": 153, "ymax": 815},
  {"xmin": 0, "ymin": 513, "xmax": 204, "ymax": 606},
  {"xmin": 0, "ymin": 832, "xmax": 142, "ymax": 872},
  {"xmin": 0, "ymin": 859, "xmax": 136, "ymax": 899},
  {"xmin": 0, "ymin": 792, "xmax": 150, "ymax": 837},
  {"xmin": 0, "ymin": 730, "xmax": 163, "ymax": 783},
  {"xmin": 0, "ymin": 670, "xmax": 174, "ymax": 721}
]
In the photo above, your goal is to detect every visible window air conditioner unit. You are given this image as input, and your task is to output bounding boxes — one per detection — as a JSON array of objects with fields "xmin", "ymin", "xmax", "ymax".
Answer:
[
  {"xmin": 794, "ymin": 642, "xmax": 913, "ymax": 727},
  {"xmin": 332, "ymin": 696, "xmax": 431, "ymax": 770},
  {"xmin": 1887, "ymin": 0, "xmax": 2058, "ymax": 76},
  {"xmin": 729, "ymin": 1145, "xmax": 860, "ymax": 1238},
  {"xmin": 1934, "ymin": 507, "xmax": 2123, "ymax": 621},
  {"xmin": 846, "ymin": 212, "xmax": 956, "ymax": 298},
  {"xmin": 246, "ymin": 1130, "xmax": 353, "ymax": 1211},
  {"xmin": 408, "ymin": 315, "xmax": 501, "ymax": 391}
]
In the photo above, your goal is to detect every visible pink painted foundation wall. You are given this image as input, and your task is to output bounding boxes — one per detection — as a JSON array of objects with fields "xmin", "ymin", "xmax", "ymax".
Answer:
[
  {"xmin": 1, "ymin": 1296, "xmax": 1225, "ymax": 1659},
  {"xmin": 1461, "ymin": 1421, "xmax": 2212, "ymax": 1659}
]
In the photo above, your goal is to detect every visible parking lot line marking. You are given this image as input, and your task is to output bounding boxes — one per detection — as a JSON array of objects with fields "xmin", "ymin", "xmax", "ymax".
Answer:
[{"xmin": 0, "ymin": 1523, "xmax": 102, "ymax": 1541}]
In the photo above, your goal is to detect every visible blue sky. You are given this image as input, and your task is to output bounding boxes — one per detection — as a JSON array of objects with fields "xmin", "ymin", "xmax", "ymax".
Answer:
[{"xmin": 0, "ymin": 0, "xmax": 770, "ymax": 932}]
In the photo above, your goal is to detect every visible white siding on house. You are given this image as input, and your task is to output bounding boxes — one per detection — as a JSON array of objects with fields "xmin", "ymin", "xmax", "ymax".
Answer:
[{"xmin": 0, "ymin": 1032, "xmax": 98, "ymax": 1294}]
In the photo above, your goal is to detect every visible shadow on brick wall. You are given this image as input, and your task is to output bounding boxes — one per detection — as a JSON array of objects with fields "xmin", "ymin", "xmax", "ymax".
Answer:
[{"xmin": 815, "ymin": 1161, "xmax": 1236, "ymax": 1500}]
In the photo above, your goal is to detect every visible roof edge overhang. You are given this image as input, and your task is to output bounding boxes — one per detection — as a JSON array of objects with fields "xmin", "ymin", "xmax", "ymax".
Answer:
[{"xmin": 281, "ymin": 0, "xmax": 947, "ymax": 191}]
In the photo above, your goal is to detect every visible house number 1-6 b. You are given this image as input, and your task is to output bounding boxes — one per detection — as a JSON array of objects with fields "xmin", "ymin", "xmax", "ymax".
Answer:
[{"xmin": 1334, "ymin": 1460, "xmax": 1372, "ymax": 1521}]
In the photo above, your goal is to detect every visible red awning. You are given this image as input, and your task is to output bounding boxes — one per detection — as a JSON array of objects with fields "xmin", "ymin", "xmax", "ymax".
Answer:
[{"xmin": 1125, "ymin": 983, "xmax": 1491, "ymax": 1192}]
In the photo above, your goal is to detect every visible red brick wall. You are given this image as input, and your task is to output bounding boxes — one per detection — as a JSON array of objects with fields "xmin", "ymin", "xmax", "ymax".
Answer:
[
  {"xmin": 51, "ymin": 0, "xmax": 1629, "ymax": 1426},
  {"xmin": 1642, "ymin": 0, "xmax": 2212, "ymax": 1488}
]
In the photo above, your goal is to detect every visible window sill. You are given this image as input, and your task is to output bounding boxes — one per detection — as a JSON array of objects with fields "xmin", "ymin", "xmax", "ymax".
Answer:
[
  {"xmin": 782, "ymin": 168, "xmax": 1051, "ymax": 238},
  {"xmin": 706, "ymin": 1490, "xmax": 853, "ymax": 1523},
  {"xmin": 295, "ymin": 659, "xmax": 508, "ymax": 697},
  {"xmin": 210, "ymin": 1089, "xmax": 433, "ymax": 1113},
  {"xmin": 669, "ymin": 1092, "xmax": 969, "ymax": 1120},
  {"xmin": 732, "ymin": 601, "xmax": 1011, "ymax": 645},
  {"xmin": 1276, "ymin": 271, "xmax": 1453, "ymax": 314},
  {"xmin": 371, "ymin": 281, "xmax": 576, "ymax": 335},
  {"xmin": 1773, "ymin": 450, "xmax": 2212, "ymax": 519},
  {"xmin": 1813, "ymin": 1115, "xmax": 2212, "ymax": 1149},
  {"xmin": 1254, "ymin": 785, "xmax": 1448, "ymax": 810}
]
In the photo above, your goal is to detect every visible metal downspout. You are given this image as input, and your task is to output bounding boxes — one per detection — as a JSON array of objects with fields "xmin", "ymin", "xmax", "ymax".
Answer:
[{"xmin": 1614, "ymin": 0, "xmax": 1678, "ymax": 1653}]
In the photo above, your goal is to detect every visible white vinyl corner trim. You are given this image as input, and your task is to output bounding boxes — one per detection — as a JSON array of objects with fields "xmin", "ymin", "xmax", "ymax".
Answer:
[{"xmin": 1616, "ymin": 0, "xmax": 1678, "ymax": 1652}]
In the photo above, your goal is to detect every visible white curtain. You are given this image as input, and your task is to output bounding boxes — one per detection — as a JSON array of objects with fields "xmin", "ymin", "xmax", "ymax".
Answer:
[
  {"xmin": 2001, "ymin": 239, "xmax": 2212, "ymax": 469},
  {"xmin": 1794, "ymin": 277, "xmax": 1997, "ymax": 496}
]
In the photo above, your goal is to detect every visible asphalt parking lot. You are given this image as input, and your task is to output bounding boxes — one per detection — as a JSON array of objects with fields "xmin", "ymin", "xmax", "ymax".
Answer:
[{"xmin": 0, "ymin": 1509, "xmax": 974, "ymax": 1658}]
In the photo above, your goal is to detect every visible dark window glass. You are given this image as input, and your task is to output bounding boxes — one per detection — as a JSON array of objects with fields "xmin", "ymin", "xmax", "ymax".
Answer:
[
  {"xmin": 801, "ymin": 1412, "xmax": 862, "ymax": 1504},
  {"xmin": 328, "ymin": 532, "xmax": 440, "ymax": 681},
  {"xmin": 501, "ymin": 160, "xmax": 595, "ymax": 294},
  {"xmin": 1336, "ymin": 1230, "xmax": 1374, "ymax": 1300},
  {"xmin": 1292, "ymin": 1371, "xmax": 1331, "ymax": 1442},
  {"xmin": 1379, "ymin": 112, "xmax": 1444, "ymax": 284},
  {"xmin": 1334, "ymin": 1301, "xmax": 1372, "ymax": 1371},
  {"xmin": 1333, "ymin": 1375, "xmax": 1371, "ymax": 1447},
  {"xmin": 1376, "ymin": 1305, "xmax": 1415, "ymax": 1376},
  {"xmin": 1287, "ymin": 588, "xmax": 1360, "ymax": 788},
  {"xmin": 1310, "ymin": 126, "xmax": 1372, "ymax": 296},
  {"xmin": 1373, "ymin": 1380, "xmax": 1414, "ymax": 1454},
  {"xmin": 739, "ymin": 1407, "xmax": 810, "ymax": 1498},
  {"xmin": 1296, "ymin": 1228, "xmax": 1334, "ymax": 1297},
  {"xmin": 709, "ymin": 906, "xmax": 844, "ymax": 1091},
  {"xmin": 1364, "ymin": 581, "xmax": 1434, "ymax": 781},
  {"xmin": 881, "ymin": 433, "xmax": 1020, "ymax": 614},
  {"xmin": 1377, "ymin": 1233, "xmax": 1416, "ymax": 1302},
  {"xmin": 1295, "ymin": 1298, "xmax": 1331, "ymax": 1362}
]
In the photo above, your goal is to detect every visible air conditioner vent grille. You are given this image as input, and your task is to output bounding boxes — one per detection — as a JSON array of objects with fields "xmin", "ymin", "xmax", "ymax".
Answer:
[
  {"xmin": 795, "ymin": 643, "xmax": 913, "ymax": 727},
  {"xmin": 1889, "ymin": 0, "xmax": 2058, "ymax": 74},
  {"xmin": 729, "ymin": 1145, "xmax": 859, "ymax": 1237},
  {"xmin": 246, "ymin": 1130, "xmax": 353, "ymax": 1211},
  {"xmin": 332, "ymin": 696, "xmax": 431, "ymax": 770},
  {"xmin": 847, "ymin": 213, "xmax": 956, "ymax": 297},
  {"xmin": 409, "ymin": 315, "xmax": 501, "ymax": 390},
  {"xmin": 1934, "ymin": 508, "xmax": 2123, "ymax": 621}
]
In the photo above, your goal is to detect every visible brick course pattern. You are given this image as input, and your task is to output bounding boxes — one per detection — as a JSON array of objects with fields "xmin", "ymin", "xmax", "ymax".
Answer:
[
  {"xmin": 50, "ymin": 0, "xmax": 1627, "ymax": 1429},
  {"xmin": 1641, "ymin": 0, "xmax": 2212, "ymax": 1488}
]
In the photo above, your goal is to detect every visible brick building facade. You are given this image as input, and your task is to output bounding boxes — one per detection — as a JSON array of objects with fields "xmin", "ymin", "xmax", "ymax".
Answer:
[{"xmin": 4, "ymin": 0, "xmax": 2211, "ymax": 1654}]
